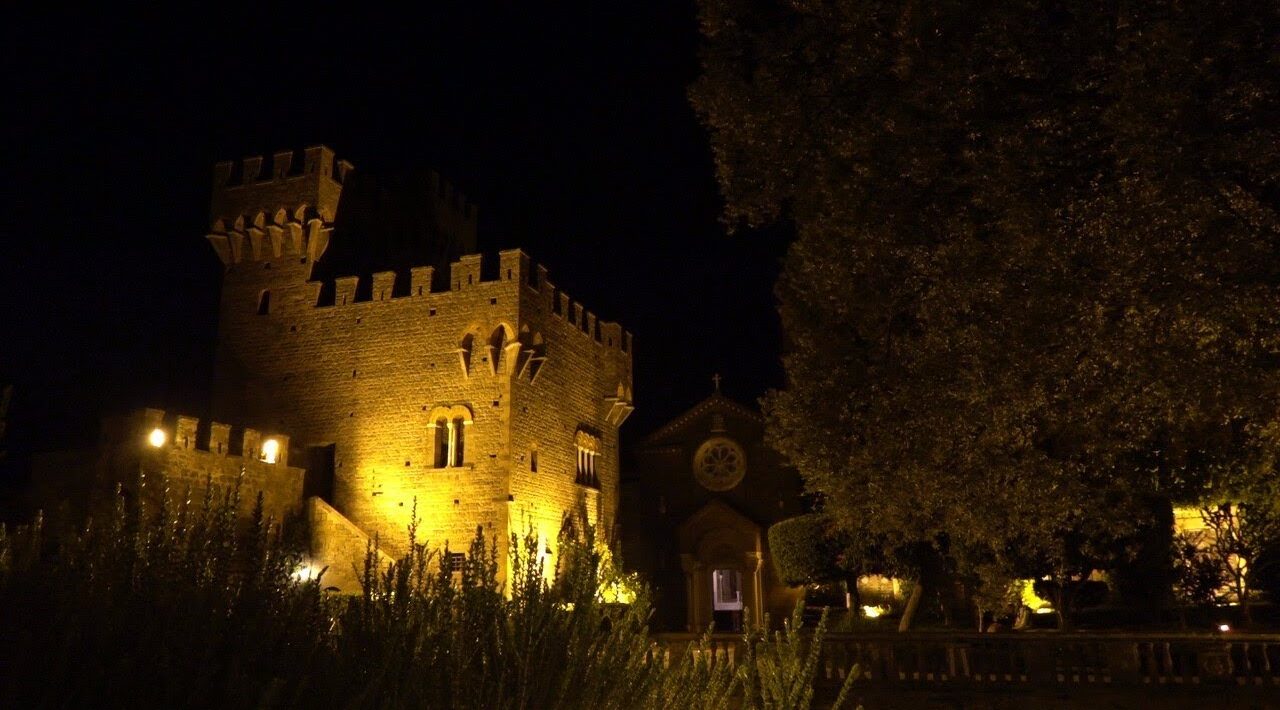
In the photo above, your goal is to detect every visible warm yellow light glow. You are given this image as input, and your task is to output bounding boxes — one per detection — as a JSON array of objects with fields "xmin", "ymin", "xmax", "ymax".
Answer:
[
  {"xmin": 1020, "ymin": 579, "xmax": 1053, "ymax": 614},
  {"xmin": 293, "ymin": 562, "xmax": 322, "ymax": 582},
  {"xmin": 595, "ymin": 542, "xmax": 639, "ymax": 604},
  {"xmin": 147, "ymin": 428, "xmax": 167, "ymax": 448},
  {"xmin": 862, "ymin": 605, "xmax": 887, "ymax": 618},
  {"xmin": 260, "ymin": 438, "xmax": 280, "ymax": 464},
  {"xmin": 599, "ymin": 578, "xmax": 638, "ymax": 605}
]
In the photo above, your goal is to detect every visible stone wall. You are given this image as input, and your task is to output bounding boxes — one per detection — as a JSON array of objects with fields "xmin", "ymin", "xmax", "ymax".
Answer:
[
  {"xmin": 306, "ymin": 496, "xmax": 397, "ymax": 593},
  {"xmin": 135, "ymin": 408, "xmax": 305, "ymax": 525},
  {"xmin": 206, "ymin": 148, "xmax": 633, "ymax": 582}
]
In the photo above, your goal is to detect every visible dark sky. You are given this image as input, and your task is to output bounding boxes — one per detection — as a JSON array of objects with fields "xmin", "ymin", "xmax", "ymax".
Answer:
[{"xmin": 0, "ymin": 5, "xmax": 789, "ymax": 459}]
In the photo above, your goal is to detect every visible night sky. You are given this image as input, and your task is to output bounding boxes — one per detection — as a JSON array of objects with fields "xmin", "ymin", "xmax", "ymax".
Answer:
[{"xmin": 1, "ymin": 5, "xmax": 789, "ymax": 463}]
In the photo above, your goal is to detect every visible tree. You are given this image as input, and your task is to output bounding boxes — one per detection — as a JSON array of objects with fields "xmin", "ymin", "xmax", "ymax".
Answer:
[
  {"xmin": 692, "ymin": 0, "xmax": 1280, "ymax": 629},
  {"xmin": 1171, "ymin": 530, "xmax": 1227, "ymax": 628},
  {"xmin": 769, "ymin": 512, "xmax": 889, "ymax": 616},
  {"xmin": 769, "ymin": 514, "xmax": 847, "ymax": 587},
  {"xmin": 1195, "ymin": 501, "xmax": 1280, "ymax": 625}
]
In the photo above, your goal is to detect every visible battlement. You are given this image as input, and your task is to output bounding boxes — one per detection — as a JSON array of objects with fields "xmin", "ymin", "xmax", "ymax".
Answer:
[
  {"xmin": 137, "ymin": 407, "xmax": 294, "ymax": 466},
  {"xmin": 209, "ymin": 146, "xmax": 484, "ymax": 271},
  {"xmin": 300, "ymin": 249, "xmax": 632, "ymax": 354},
  {"xmin": 207, "ymin": 205, "xmax": 333, "ymax": 266},
  {"xmin": 211, "ymin": 145, "xmax": 349, "ymax": 234}
]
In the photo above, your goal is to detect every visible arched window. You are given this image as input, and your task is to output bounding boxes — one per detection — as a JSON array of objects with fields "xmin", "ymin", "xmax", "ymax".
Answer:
[
  {"xmin": 429, "ymin": 405, "xmax": 473, "ymax": 469},
  {"xmin": 486, "ymin": 324, "xmax": 513, "ymax": 375},
  {"xmin": 457, "ymin": 332, "xmax": 476, "ymax": 376},
  {"xmin": 574, "ymin": 429, "xmax": 601, "ymax": 487},
  {"xmin": 257, "ymin": 290, "xmax": 271, "ymax": 315},
  {"xmin": 451, "ymin": 417, "xmax": 466, "ymax": 466},
  {"xmin": 433, "ymin": 418, "xmax": 449, "ymax": 468}
]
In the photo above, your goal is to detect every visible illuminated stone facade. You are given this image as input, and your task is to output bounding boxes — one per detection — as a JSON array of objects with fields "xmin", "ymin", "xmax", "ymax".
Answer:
[
  {"xmin": 206, "ymin": 146, "xmax": 633, "ymax": 590},
  {"xmin": 27, "ymin": 407, "xmax": 306, "ymax": 530}
]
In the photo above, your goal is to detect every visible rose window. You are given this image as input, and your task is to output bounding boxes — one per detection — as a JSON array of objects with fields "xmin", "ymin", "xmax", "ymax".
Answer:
[{"xmin": 693, "ymin": 437, "xmax": 746, "ymax": 491}]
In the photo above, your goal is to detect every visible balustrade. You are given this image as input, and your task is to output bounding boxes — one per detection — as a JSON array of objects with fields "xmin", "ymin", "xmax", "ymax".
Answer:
[{"xmin": 650, "ymin": 631, "xmax": 1280, "ymax": 690}]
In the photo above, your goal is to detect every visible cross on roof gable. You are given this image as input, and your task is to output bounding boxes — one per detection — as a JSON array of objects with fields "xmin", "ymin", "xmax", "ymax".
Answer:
[{"xmin": 639, "ymin": 392, "xmax": 763, "ymax": 446}]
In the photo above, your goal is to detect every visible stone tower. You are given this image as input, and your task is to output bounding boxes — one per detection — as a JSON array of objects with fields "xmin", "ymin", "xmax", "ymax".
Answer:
[{"xmin": 206, "ymin": 146, "xmax": 634, "ymax": 589}]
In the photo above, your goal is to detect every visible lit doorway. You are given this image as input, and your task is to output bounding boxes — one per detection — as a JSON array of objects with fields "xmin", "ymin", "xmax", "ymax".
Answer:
[{"xmin": 712, "ymin": 568, "xmax": 743, "ymax": 631}]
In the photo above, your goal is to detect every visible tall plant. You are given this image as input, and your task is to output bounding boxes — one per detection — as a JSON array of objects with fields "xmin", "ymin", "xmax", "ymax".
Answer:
[{"xmin": 0, "ymin": 484, "xmax": 860, "ymax": 709}]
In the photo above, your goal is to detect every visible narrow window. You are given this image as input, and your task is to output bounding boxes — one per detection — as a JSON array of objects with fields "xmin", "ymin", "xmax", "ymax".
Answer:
[
  {"xmin": 448, "ymin": 552, "xmax": 466, "ymax": 573},
  {"xmin": 530, "ymin": 447, "xmax": 538, "ymax": 473},
  {"xmin": 451, "ymin": 417, "xmax": 466, "ymax": 466},
  {"xmin": 434, "ymin": 419, "xmax": 449, "ymax": 468},
  {"xmin": 257, "ymin": 290, "xmax": 271, "ymax": 315}
]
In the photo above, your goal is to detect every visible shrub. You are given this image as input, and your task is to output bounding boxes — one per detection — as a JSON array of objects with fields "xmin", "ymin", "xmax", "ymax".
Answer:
[
  {"xmin": 0, "ymin": 482, "xmax": 859, "ymax": 709},
  {"xmin": 1172, "ymin": 531, "xmax": 1228, "ymax": 607},
  {"xmin": 769, "ymin": 514, "xmax": 844, "ymax": 586}
]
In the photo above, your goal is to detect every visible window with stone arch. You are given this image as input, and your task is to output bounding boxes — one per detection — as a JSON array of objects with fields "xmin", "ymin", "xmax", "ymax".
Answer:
[
  {"xmin": 574, "ymin": 429, "xmax": 601, "ymax": 487},
  {"xmin": 457, "ymin": 331, "xmax": 477, "ymax": 376},
  {"xmin": 486, "ymin": 322, "xmax": 516, "ymax": 375},
  {"xmin": 428, "ymin": 404, "xmax": 473, "ymax": 468}
]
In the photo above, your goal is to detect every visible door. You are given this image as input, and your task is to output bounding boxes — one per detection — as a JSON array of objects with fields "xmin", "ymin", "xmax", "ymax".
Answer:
[{"xmin": 712, "ymin": 568, "xmax": 743, "ymax": 631}]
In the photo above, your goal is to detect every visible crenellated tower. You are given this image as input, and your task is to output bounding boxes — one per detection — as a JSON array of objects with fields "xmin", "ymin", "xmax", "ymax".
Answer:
[
  {"xmin": 208, "ymin": 147, "xmax": 352, "ymax": 419},
  {"xmin": 205, "ymin": 146, "xmax": 633, "ymax": 592}
]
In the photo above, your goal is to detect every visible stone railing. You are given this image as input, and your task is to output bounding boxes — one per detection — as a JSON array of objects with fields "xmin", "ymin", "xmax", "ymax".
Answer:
[{"xmin": 651, "ymin": 630, "xmax": 1280, "ymax": 690}]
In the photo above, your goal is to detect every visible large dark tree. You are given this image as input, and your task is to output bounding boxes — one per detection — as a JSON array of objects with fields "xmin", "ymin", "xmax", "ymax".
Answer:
[{"xmin": 692, "ymin": 1, "xmax": 1280, "ymax": 628}]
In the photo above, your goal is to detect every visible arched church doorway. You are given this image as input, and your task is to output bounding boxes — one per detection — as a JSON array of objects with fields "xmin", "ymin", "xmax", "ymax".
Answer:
[{"xmin": 678, "ymin": 500, "xmax": 764, "ymax": 632}]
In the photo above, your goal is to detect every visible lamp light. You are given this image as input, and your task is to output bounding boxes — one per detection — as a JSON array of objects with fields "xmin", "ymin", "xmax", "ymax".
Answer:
[{"xmin": 260, "ymin": 438, "xmax": 280, "ymax": 464}]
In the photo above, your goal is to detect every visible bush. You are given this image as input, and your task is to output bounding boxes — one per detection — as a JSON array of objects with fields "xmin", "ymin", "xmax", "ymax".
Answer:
[
  {"xmin": 0, "ymin": 481, "xmax": 859, "ymax": 709},
  {"xmin": 769, "ymin": 514, "xmax": 844, "ymax": 586},
  {"xmin": 1172, "ymin": 531, "xmax": 1228, "ymax": 607}
]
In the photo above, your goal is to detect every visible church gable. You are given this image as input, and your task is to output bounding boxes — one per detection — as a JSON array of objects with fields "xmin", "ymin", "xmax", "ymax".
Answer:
[{"xmin": 638, "ymin": 392, "xmax": 763, "ymax": 450}]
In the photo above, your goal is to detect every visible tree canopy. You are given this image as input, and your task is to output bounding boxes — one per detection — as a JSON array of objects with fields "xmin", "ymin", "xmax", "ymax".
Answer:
[{"xmin": 692, "ymin": 0, "xmax": 1280, "ymax": 610}]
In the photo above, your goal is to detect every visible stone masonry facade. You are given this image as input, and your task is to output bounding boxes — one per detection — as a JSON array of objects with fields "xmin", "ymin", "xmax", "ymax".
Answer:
[{"xmin": 204, "ymin": 146, "xmax": 634, "ymax": 590}]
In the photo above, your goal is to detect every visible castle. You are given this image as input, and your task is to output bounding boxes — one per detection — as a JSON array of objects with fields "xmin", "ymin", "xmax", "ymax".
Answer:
[
  {"xmin": 26, "ymin": 145, "xmax": 814, "ymax": 631},
  {"xmin": 46, "ymin": 146, "xmax": 634, "ymax": 592}
]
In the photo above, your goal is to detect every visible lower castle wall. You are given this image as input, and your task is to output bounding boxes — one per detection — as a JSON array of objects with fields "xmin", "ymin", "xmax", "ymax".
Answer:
[
  {"xmin": 150, "ymin": 444, "xmax": 304, "ymax": 526},
  {"xmin": 307, "ymin": 495, "xmax": 397, "ymax": 593}
]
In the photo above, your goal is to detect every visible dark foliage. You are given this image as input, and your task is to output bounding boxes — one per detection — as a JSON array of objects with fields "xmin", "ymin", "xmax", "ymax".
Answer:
[
  {"xmin": 0, "ymin": 482, "xmax": 857, "ymax": 709},
  {"xmin": 692, "ymin": 0, "xmax": 1280, "ymax": 627},
  {"xmin": 769, "ymin": 514, "xmax": 847, "ymax": 586}
]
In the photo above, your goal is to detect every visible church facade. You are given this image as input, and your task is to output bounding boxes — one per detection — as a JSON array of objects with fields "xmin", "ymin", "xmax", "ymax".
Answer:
[{"xmin": 622, "ymin": 389, "xmax": 805, "ymax": 631}]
